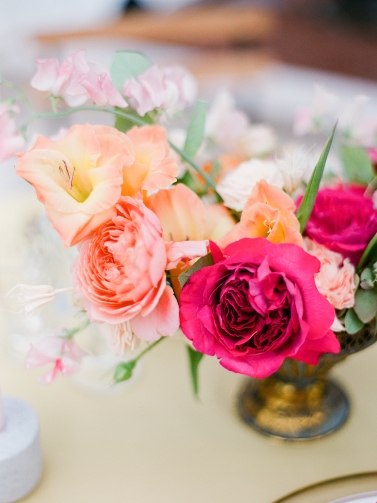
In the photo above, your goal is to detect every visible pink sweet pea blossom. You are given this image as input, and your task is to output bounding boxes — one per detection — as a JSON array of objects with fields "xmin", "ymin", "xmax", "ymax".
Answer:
[
  {"xmin": 122, "ymin": 64, "xmax": 197, "ymax": 116},
  {"xmin": 31, "ymin": 50, "xmax": 127, "ymax": 108},
  {"xmin": 26, "ymin": 336, "xmax": 87, "ymax": 384},
  {"xmin": 0, "ymin": 102, "xmax": 25, "ymax": 162}
]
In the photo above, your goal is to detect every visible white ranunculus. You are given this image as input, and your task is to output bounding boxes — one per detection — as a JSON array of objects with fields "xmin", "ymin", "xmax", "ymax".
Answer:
[{"xmin": 216, "ymin": 159, "xmax": 284, "ymax": 212}]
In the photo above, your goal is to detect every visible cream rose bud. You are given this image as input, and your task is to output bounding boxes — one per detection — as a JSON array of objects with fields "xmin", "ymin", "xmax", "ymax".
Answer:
[{"xmin": 216, "ymin": 159, "xmax": 284, "ymax": 212}]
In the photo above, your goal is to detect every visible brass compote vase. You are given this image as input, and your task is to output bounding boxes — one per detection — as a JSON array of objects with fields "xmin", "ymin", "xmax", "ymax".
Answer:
[{"xmin": 237, "ymin": 322, "xmax": 377, "ymax": 440}]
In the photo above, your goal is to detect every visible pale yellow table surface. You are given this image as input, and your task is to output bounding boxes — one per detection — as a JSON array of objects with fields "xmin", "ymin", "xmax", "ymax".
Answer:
[{"xmin": 0, "ymin": 195, "xmax": 377, "ymax": 503}]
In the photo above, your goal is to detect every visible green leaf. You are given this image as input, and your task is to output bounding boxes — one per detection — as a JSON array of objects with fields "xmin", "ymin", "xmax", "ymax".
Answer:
[
  {"xmin": 187, "ymin": 345, "xmax": 204, "ymax": 398},
  {"xmin": 110, "ymin": 51, "xmax": 152, "ymax": 92},
  {"xmin": 114, "ymin": 107, "xmax": 153, "ymax": 133},
  {"xmin": 178, "ymin": 253, "xmax": 214, "ymax": 289},
  {"xmin": 340, "ymin": 145, "xmax": 374, "ymax": 185},
  {"xmin": 296, "ymin": 123, "xmax": 337, "ymax": 232},
  {"xmin": 354, "ymin": 288, "xmax": 377, "ymax": 323},
  {"xmin": 357, "ymin": 232, "xmax": 377, "ymax": 270},
  {"xmin": 183, "ymin": 101, "xmax": 207, "ymax": 158},
  {"xmin": 360, "ymin": 267, "xmax": 375, "ymax": 290},
  {"xmin": 345, "ymin": 308, "xmax": 364, "ymax": 334},
  {"xmin": 113, "ymin": 360, "xmax": 137, "ymax": 383}
]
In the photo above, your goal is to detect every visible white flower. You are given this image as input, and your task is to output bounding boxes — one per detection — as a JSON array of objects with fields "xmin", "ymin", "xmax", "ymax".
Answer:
[
  {"xmin": 276, "ymin": 145, "xmax": 311, "ymax": 194},
  {"xmin": 293, "ymin": 85, "xmax": 338, "ymax": 136},
  {"xmin": 6, "ymin": 284, "xmax": 72, "ymax": 315},
  {"xmin": 237, "ymin": 124, "xmax": 277, "ymax": 158},
  {"xmin": 205, "ymin": 90, "xmax": 249, "ymax": 151},
  {"xmin": 339, "ymin": 95, "xmax": 377, "ymax": 146},
  {"xmin": 103, "ymin": 322, "xmax": 140, "ymax": 356},
  {"xmin": 216, "ymin": 159, "xmax": 284, "ymax": 212}
]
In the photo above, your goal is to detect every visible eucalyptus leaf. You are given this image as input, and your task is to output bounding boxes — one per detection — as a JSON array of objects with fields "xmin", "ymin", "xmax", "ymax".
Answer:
[
  {"xmin": 354, "ymin": 288, "xmax": 377, "ymax": 323},
  {"xmin": 110, "ymin": 51, "xmax": 152, "ymax": 92},
  {"xmin": 183, "ymin": 101, "xmax": 207, "ymax": 159},
  {"xmin": 340, "ymin": 145, "xmax": 374, "ymax": 185},
  {"xmin": 360, "ymin": 267, "xmax": 375, "ymax": 290},
  {"xmin": 345, "ymin": 308, "xmax": 364, "ymax": 334},
  {"xmin": 178, "ymin": 253, "xmax": 214, "ymax": 289},
  {"xmin": 296, "ymin": 123, "xmax": 337, "ymax": 232},
  {"xmin": 113, "ymin": 360, "xmax": 137, "ymax": 383},
  {"xmin": 187, "ymin": 345, "xmax": 204, "ymax": 398}
]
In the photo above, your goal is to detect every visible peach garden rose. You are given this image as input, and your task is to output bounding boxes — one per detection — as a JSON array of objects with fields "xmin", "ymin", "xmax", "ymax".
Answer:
[{"xmin": 72, "ymin": 197, "xmax": 180, "ymax": 341}]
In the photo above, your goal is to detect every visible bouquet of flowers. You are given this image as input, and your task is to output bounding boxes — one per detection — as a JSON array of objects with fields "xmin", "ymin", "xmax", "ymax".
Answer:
[{"xmin": 2, "ymin": 50, "xmax": 377, "ymax": 394}]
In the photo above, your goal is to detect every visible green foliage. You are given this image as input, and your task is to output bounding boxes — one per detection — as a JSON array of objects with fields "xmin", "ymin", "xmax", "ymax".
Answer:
[
  {"xmin": 340, "ymin": 145, "xmax": 374, "ymax": 185},
  {"xmin": 354, "ymin": 288, "xmax": 377, "ymax": 323},
  {"xmin": 296, "ymin": 123, "xmax": 337, "ymax": 232},
  {"xmin": 345, "ymin": 308, "xmax": 364, "ymax": 334},
  {"xmin": 110, "ymin": 51, "xmax": 152, "ymax": 92},
  {"xmin": 187, "ymin": 346, "xmax": 204, "ymax": 398},
  {"xmin": 360, "ymin": 267, "xmax": 375, "ymax": 290},
  {"xmin": 114, "ymin": 108, "xmax": 153, "ymax": 133},
  {"xmin": 178, "ymin": 253, "xmax": 214, "ymax": 289},
  {"xmin": 113, "ymin": 360, "xmax": 137, "ymax": 383},
  {"xmin": 183, "ymin": 101, "xmax": 207, "ymax": 158},
  {"xmin": 357, "ymin": 233, "xmax": 377, "ymax": 271}
]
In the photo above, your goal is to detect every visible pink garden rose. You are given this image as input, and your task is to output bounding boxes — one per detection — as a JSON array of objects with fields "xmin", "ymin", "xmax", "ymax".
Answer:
[
  {"xmin": 26, "ymin": 336, "xmax": 86, "ymax": 384},
  {"xmin": 179, "ymin": 238, "xmax": 340, "ymax": 378},
  {"xmin": 302, "ymin": 185, "xmax": 377, "ymax": 265},
  {"xmin": 305, "ymin": 238, "xmax": 357, "ymax": 310},
  {"xmin": 72, "ymin": 197, "xmax": 179, "ymax": 341},
  {"xmin": 31, "ymin": 50, "xmax": 126, "ymax": 108},
  {"xmin": 16, "ymin": 124, "xmax": 132, "ymax": 246}
]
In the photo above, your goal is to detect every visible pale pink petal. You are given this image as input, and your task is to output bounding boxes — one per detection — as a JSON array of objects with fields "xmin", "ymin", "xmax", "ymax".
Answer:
[
  {"xmin": 166, "ymin": 240, "xmax": 208, "ymax": 269},
  {"xmin": 131, "ymin": 285, "xmax": 179, "ymax": 341},
  {"xmin": 30, "ymin": 58, "xmax": 60, "ymax": 91}
]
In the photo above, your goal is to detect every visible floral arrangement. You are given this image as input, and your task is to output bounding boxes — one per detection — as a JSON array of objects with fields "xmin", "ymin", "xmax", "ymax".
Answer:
[{"xmin": 2, "ymin": 50, "xmax": 377, "ymax": 393}]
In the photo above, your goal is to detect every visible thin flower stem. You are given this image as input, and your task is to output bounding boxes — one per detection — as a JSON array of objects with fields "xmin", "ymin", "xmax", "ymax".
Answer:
[
  {"xmin": 135, "ymin": 337, "xmax": 164, "ymax": 362},
  {"xmin": 357, "ymin": 232, "xmax": 377, "ymax": 270}
]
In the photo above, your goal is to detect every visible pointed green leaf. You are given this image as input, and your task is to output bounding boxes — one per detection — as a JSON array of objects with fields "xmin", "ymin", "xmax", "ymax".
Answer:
[
  {"xmin": 178, "ymin": 253, "xmax": 214, "ymax": 289},
  {"xmin": 183, "ymin": 101, "xmax": 207, "ymax": 159},
  {"xmin": 360, "ymin": 267, "xmax": 375, "ymax": 290},
  {"xmin": 187, "ymin": 345, "xmax": 204, "ymax": 398},
  {"xmin": 345, "ymin": 308, "xmax": 364, "ymax": 334},
  {"xmin": 296, "ymin": 123, "xmax": 337, "ymax": 232},
  {"xmin": 110, "ymin": 51, "xmax": 152, "ymax": 92},
  {"xmin": 113, "ymin": 360, "xmax": 137, "ymax": 383},
  {"xmin": 357, "ymin": 232, "xmax": 377, "ymax": 270},
  {"xmin": 354, "ymin": 288, "xmax": 377, "ymax": 323},
  {"xmin": 340, "ymin": 145, "xmax": 374, "ymax": 185}
]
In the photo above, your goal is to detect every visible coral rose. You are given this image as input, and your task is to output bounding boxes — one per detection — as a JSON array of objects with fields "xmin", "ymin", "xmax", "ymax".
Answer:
[
  {"xmin": 16, "ymin": 124, "xmax": 132, "ymax": 246},
  {"xmin": 302, "ymin": 185, "xmax": 377, "ymax": 265},
  {"xmin": 72, "ymin": 197, "xmax": 179, "ymax": 341},
  {"xmin": 179, "ymin": 238, "xmax": 340, "ymax": 378}
]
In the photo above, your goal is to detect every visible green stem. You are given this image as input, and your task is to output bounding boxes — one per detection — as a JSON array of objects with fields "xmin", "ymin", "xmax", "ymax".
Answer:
[
  {"xmin": 168, "ymin": 140, "xmax": 217, "ymax": 192},
  {"xmin": 135, "ymin": 337, "xmax": 164, "ymax": 363}
]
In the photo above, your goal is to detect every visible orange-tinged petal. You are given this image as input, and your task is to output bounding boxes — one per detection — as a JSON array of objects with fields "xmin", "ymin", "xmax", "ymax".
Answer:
[
  {"xmin": 204, "ymin": 204, "xmax": 236, "ymax": 242},
  {"xmin": 145, "ymin": 184, "xmax": 206, "ymax": 241}
]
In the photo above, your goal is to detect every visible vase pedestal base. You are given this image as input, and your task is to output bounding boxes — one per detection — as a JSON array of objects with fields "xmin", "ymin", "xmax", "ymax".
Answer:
[{"xmin": 237, "ymin": 374, "xmax": 349, "ymax": 441}]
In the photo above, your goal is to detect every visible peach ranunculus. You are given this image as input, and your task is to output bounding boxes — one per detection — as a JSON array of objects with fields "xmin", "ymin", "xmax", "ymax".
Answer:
[
  {"xmin": 16, "ymin": 124, "xmax": 133, "ymax": 246},
  {"xmin": 72, "ymin": 197, "xmax": 180, "ymax": 341},
  {"xmin": 219, "ymin": 180, "xmax": 303, "ymax": 248},
  {"xmin": 304, "ymin": 238, "xmax": 358, "ymax": 310}
]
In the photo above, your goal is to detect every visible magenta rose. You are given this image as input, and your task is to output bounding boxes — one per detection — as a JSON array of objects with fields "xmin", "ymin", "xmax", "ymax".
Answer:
[
  {"xmin": 302, "ymin": 185, "xmax": 377, "ymax": 265},
  {"xmin": 179, "ymin": 238, "xmax": 340, "ymax": 379}
]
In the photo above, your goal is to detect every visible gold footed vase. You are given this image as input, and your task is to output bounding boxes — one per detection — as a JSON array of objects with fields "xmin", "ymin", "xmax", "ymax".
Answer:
[{"xmin": 237, "ymin": 323, "xmax": 377, "ymax": 440}]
